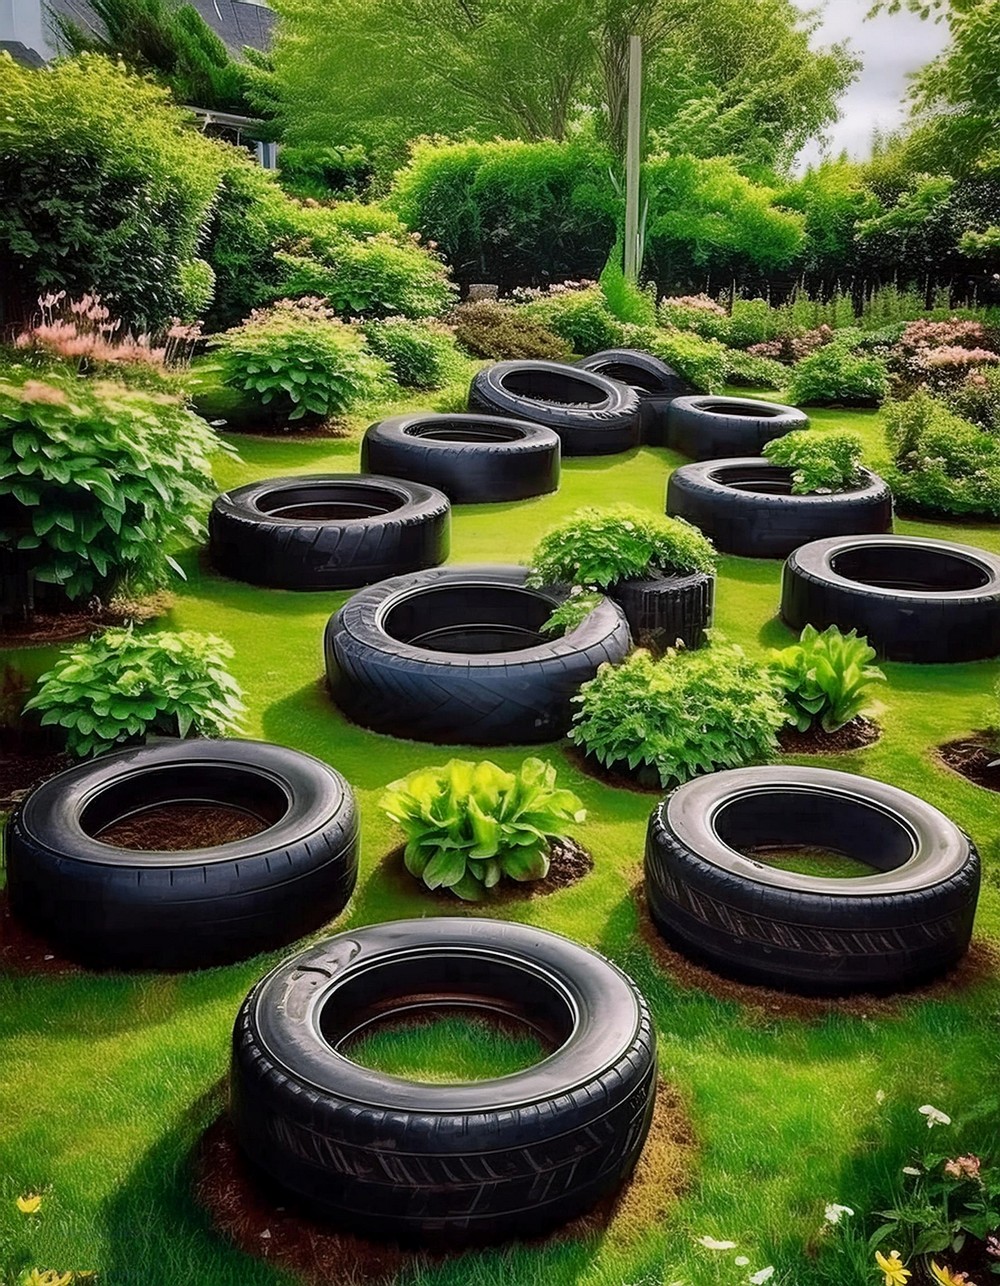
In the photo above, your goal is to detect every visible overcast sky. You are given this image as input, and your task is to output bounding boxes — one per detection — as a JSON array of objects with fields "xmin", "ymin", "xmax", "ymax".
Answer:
[{"xmin": 795, "ymin": 0, "xmax": 949, "ymax": 169}]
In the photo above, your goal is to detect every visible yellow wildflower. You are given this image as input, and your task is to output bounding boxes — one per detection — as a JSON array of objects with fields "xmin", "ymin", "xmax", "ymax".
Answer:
[
  {"xmin": 16, "ymin": 1193, "xmax": 42, "ymax": 1215},
  {"xmin": 875, "ymin": 1250, "xmax": 912, "ymax": 1286},
  {"xmin": 929, "ymin": 1264, "xmax": 969, "ymax": 1286},
  {"xmin": 21, "ymin": 1272, "xmax": 73, "ymax": 1286}
]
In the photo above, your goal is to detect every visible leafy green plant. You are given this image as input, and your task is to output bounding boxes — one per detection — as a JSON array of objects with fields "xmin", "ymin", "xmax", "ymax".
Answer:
[
  {"xmin": 768, "ymin": 624, "xmax": 885, "ymax": 733},
  {"xmin": 763, "ymin": 431, "xmax": 865, "ymax": 494},
  {"xmin": 24, "ymin": 628, "xmax": 245, "ymax": 758},
  {"xmin": 599, "ymin": 243, "xmax": 657, "ymax": 327},
  {"xmin": 520, "ymin": 286, "xmax": 625, "ymax": 355},
  {"xmin": 450, "ymin": 300, "xmax": 571, "ymax": 361},
  {"xmin": 787, "ymin": 342, "xmax": 891, "ymax": 406},
  {"xmin": 540, "ymin": 590, "xmax": 605, "ymax": 637},
  {"xmin": 619, "ymin": 324, "xmax": 728, "ymax": 392},
  {"xmin": 722, "ymin": 347, "xmax": 788, "ymax": 390},
  {"xmin": 360, "ymin": 317, "xmax": 460, "ymax": 388},
  {"xmin": 0, "ymin": 365, "xmax": 225, "ymax": 604},
  {"xmin": 884, "ymin": 391, "xmax": 1000, "ymax": 518},
  {"xmin": 212, "ymin": 298, "xmax": 390, "ymax": 422},
  {"xmin": 380, "ymin": 757, "xmax": 586, "ymax": 901},
  {"xmin": 569, "ymin": 642, "xmax": 787, "ymax": 788},
  {"xmin": 947, "ymin": 368, "xmax": 1000, "ymax": 433},
  {"xmin": 528, "ymin": 505, "xmax": 716, "ymax": 591}
]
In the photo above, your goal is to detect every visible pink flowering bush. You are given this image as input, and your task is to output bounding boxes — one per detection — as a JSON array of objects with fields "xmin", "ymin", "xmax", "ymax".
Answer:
[{"xmin": 749, "ymin": 324, "xmax": 836, "ymax": 365}]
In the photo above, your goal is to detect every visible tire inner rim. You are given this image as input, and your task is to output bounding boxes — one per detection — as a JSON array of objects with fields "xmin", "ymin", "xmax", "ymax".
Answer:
[
  {"xmin": 405, "ymin": 420, "xmax": 527, "ymax": 443},
  {"xmin": 711, "ymin": 463, "xmax": 797, "ymax": 495},
  {"xmin": 501, "ymin": 369, "xmax": 607, "ymax": 406},
  {"xmin": 81, "ymin": 764, "xmax": 290, "ymax": 849},
  {"xmin": 830, "ymin": 544, "xmax": 990, "ymax": 593},
  {"xmin": 713, "ymin": 787, "xmax": 915, "ymax": 875},
  {"xmin": 383, "ymin": 583, "xmax": 557, "ymax": 654},
  {"xmin": 255, "ymin": 482, "xmax": 408, "ymax": 522},
  {"xmin": 698, "ymin": 401, "xmax": 783, "ymax": 418},
  {"xmin": 592, "ymin": 363, "xmax": 662, "ymax": 393}
]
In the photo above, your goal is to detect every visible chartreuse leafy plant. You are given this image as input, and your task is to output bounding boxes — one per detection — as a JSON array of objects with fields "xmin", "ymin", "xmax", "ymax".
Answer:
[
  {"xmin": 764, "ymin": 430, "xmax": 866, "ymax": 495},
  {"xmin": 540, "ymin": 590, "xmax": 605, "ymax": 638},
  {"xmin": 769, "ymin": 624, "xmax": 885, "ymax": 733},
  {"xmin": 0, "ymin": 366, "xmax": 225, "ymax": 602},
  {"xmin": 24, "ymin": 628, "xmax": 245, "ymax": 759},
  {"xmin": 360, "ymin": 317, "xmax": 460, "ymax": 389},
  {"xmin": 528, "ymin": 505, "xmax": 716, "ymax": 592},
  {"xmin": 570, "ymin": 642, "xmax": 787, "ymax": 788},
  {"xmin": 380, "ymin": 758, "xmax": 586, "ymax": 902}
]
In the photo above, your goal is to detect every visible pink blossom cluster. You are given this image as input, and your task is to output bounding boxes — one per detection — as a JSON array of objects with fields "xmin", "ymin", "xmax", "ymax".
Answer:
[
  {"xmin": 17, "ymin": 293, "xmax": 201, "ymax": 374},
  {"xmin": 661, "ymin": 293, "xmax": 727, "ymax": 317},
  {"xmin": 749, "ymin": 325, "xmax": 835, "ymax": 365},
  {"xmin": 508, "ymin": 279, "xmax": 596, "ymax": 304},
  {"xmin": 898, "ymin": 318, "xmax": 991, "ymax": 354}
]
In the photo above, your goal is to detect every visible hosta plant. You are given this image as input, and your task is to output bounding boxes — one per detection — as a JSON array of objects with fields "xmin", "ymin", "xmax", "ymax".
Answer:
[
  {"xmin": 24, "ymin": 628, "xmax": 245, "ymax": 758},
  {"xmin": 763, "ymin": 431, "xmax": 866, "ymax": 494},
  {"xmin": 769, "ymin": 624, "xmax": 885, "ymax": 733},
  {"xmin": 380, "ymin": 757, "xmax": 586, "ymax": 901}
]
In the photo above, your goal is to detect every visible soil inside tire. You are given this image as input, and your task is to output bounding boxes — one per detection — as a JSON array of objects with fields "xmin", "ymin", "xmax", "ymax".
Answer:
[
  {"xmin": 939, "ymin": 734, "xmax": 1000, "ymax": 792},
  {"xmin": 95, "ymin": 801, "xmax": 270, "ymax": 851}
]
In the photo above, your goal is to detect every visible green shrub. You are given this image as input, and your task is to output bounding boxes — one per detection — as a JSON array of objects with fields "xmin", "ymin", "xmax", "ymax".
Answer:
[
  {"xmin": 569, "ymin": 643, "xmax": 787, "ymax": 788},
  {"xmin": 212, "ymin": 299, "xmax": 390, "ymax": 422},
  {"xmin": 619, "ymin": 325, "xmax": 728, "ymax": 393},
  {"xmin": 725, "ymin": 297, "xmax": 789, "ymax": 349},
  {"xmin": 787, "ymin": 343, "xmax": 891, "ymax": 406},
  {"xmin": 361, "ymin": 318, "xmax": 460, "ymax": 388},
  {"xmin": 380, "ymin": 757, "xmax": 586, "ymax": 901},
  {"xmin": 657, "ymin": 294, "xmax": 730, "ymax": 340},
  {"xmin": 599, "ymin": 246, "xmax": 657, "ymax": 327},
  {"xmin": 946, "ymin": 368, "xmax": 1000, "ymax": 433},
  {"xmin": 763, "ymin": 431, "xmax": 865, "ymax": 494},
  {"xmin": 278, "ymin": 144, "xmax": 373, "ymax": 200},
  {"xmin": 449, "ymin": 301, "xmax": 571, "ymax": 361},
  {"xmin": 24, "ymin": 628, "xmax": 245, "ymax": 759},
  {"xmin": 0, "ymin": 366, "xmax": 224, "ymax": 603},
  {"xmin": 528, "ymin": 505, "xmax": 716, "ymax": 590},
  {"xmin": 768, "ymin": 624, "xmax": 885, "ymax": 733},
  {"xmin": 884, "ymin": 391, "xmax": 1000, "ymax": 518},
  {"xmin": 723, "ymin": 347, "xmax": 788, "ymax": 390},
  {"xmin": 520, "ymin": 286, "xmax": 624, "ymax": 355},
  {"xmin": 540, "ymin": 590, "xmax": 605, "ymax": 638},
  {"xmin": 175, "ymin": 258, "xmax": 216, "ymax": 322}
]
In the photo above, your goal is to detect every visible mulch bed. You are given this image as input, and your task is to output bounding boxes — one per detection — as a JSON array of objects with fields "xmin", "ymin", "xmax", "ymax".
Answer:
[
  {"xmin": 380, "ymin": 837, "xmax": 594, "ymax": 903},
  {"xmin": 193, "ymin": 1078, "xmax": 694, "ymax": 1286},
  {"xmin": 778, "ymin": 717, "xmax": 881, "ymax": 755},
  {"xmin": 0, "ymin": 591, "xmax": 173, "ymax": 648},
  {"xmin": 96, "ymin": 802, "xmax": 269, "ymax": 851},
  {"xmin": 938, "ymin": 734, "xmax": 1000, "ymax": 792},
  {"xmin": 0, "ymin": 749, "xmax": 73, "ymax": 812},
  {"xmin": 0, "ymin": 890, "xmax": 83, "ymax": 976},
  {"xmin": 564, "ymin": 744, "xmax": 663, "ymax": 794}
]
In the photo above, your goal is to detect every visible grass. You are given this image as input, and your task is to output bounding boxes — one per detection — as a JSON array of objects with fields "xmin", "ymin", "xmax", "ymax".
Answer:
[
  {"xmin": 3, "ymin": 381, "xmax": 1000, "ymax": 1286},
  {"xmin": 344, "ymin": 1012, "xmax": 549, "ymax": 1083}
]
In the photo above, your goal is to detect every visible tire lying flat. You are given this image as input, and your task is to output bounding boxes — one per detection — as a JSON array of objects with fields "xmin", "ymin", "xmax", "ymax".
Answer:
[
  {"xmin": 575, "ymin": 348, "xmax": 691, "ymax": 446},
  {"xmin": 667, "ymin": 458, "xmax": 893, "ymax": 559},
  {"xmin": 645, "ymin": 765, "xmax": 980, "ymax": 995},
  {"xmin": 360, "ymin": 412, "xmax": 560, "ymax": 504},
  {"xmin": 325, "ymin": 564, "xmax": 631, "ymax": 744},
  {"xmin": 781, "ymin": 534, "xmax": 1000, "ymax": 662},
  {"xmin": 667, "ymin": 396, "xmax": 808, "ymax": 461},
  {"xmin": 468, "ymin": 360, "xmax": 641, "ymax": 456},
  {"xmin": 209, "ymin": 473, "xmax": 450, "ymax": 591},
  {"xmin": 231, "ymin": 917, "xmax": 657, "ymax": 1245},
  {"xmin": 5, "ymin": 739, "xmax": 359, "ymax": 970}
]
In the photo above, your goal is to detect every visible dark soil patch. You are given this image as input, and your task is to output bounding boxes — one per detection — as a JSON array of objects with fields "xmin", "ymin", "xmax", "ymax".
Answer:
[
  {"xmin": 0, "ymin": 890, "xmax": 84, "ymax": 976},
  {"xmin": 634, "ymin": 881, "xmax": 1000, "ymax": 1022},
  {"xmin": 779, "ymin": 717, "xmax": 880, "ymax": 755},
  {"xmin": 380, "ymin": 837, "xmax": 593, "ymax": 904},
  {"xmin": 96, "ymin": 802, "xmax": 269, "ymax": 851},
  {"xmin": 193, "ymin": 1080, "xmax": 693, "ymax": 1285},
  {"xmin": 0, "ymin": 591, "xmax": 173, "ymax": 648},
  {"xmin": 0, "ymin": 750, "xmax": 72, "ymax": 811},
  {"xmin": 939, "ymin": 733, "xmax": 1000, "ymax": 792},
  {"xmin": 564, "ymin": 743, "xmax": 663, "ymax": 794}
]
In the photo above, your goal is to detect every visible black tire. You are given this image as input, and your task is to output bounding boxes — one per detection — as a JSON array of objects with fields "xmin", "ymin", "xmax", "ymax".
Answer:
[
  {"xmin": 667, "ymin": 459, "xmax": 893, "ymax": 559},
  {"xmin": 781, "ymin": 534, "xmax": 1000, "ymax": 663},
  {"xmin": 360, "ymin": 413, "xmax": 560, "ymax": 504},
  {"xmin": 4, "ymin": 739, "xmax": 359, "ymax": 970},
  {"xmin": 230, "ymin": 917, "xmax": 657, "ymax": 1245},
  {"xmin": 209, "ymin": 474, "xmax": 450, "ymax": 591},
  {"xmin": 468, "ymin": 360, "xmax": 641, "ymax": 456},
  {"xmin": 325, "ymin": 564, "xmax": 631, "ymax": 744},
  {"xmin": 667, "ymin": 396, "xmax": 808, "ymax": 461},
  {"xmin": 575, "ymin": 349, "xmax": 692, "ymax": 447},
  {"xmin": 644, "ymin": 765, "xmax": 980, "ymax": 995},
  {"xmin": 611, "ymin": 573, "xmax": 714, "ymax": 653}
]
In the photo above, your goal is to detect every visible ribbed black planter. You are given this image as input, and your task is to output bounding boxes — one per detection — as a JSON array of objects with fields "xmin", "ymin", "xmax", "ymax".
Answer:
[{"xmin": 611, "ymin": 571, "xmax": 715, "ymax": 654}]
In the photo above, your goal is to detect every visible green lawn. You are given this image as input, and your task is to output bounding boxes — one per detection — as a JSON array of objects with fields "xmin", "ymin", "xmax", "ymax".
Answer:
[{"xmin": 3, "ymin": 387, "xmax": 1000, "ymax": 1286}]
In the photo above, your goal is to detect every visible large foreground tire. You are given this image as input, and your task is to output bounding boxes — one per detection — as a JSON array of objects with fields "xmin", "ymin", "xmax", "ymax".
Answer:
[
  {"xmin": 667, "ymin": 396, "xmax": 808, "ymax": 461},
  {"xmin": 360, "ymin": 412, "xmax": 560, "ymax": 504},
  {"xmin": 231, "ymin": 917, "xmax": 657, "ymax": 1245},
  {"xmin": 575, "ymin": 349, "xmax": 692, "ymax": 446},
  {"xmin": 667, "ymin": 459, "xmax": 893, "ymax": 559},
  {"xmin": 325, "ymin": 564, "xmax": 631, "ymax": 744},
  {"xmin": 781, "ymin": 534, "xmax": 1000, "ymax": 662},
  {"xmin": 209, "ymin": 474, "xmax": 450, "ymax": 591},
  {"xmin": 5, "ymin": 739, "xmax": 359, "ymax": 970},
  {"xmin": 468, "ymin": 360, "xmax": 641, "ymax": 456},
  {"xmin": 645, "ymin": 765, "xmax": 980, "ymax": 995}
]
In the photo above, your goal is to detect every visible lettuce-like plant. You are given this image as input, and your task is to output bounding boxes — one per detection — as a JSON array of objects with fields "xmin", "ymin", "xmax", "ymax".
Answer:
[
  {"xmin": 763, "ymin": 431, "xmax": 865, "ymax": 494},
  {"xmin": 380, "ymin": 757, "xmax": 586, "ymax": 901},
  {"xmin": 768, "ymin": 624, "xmax": 885, "ymax": 733}
]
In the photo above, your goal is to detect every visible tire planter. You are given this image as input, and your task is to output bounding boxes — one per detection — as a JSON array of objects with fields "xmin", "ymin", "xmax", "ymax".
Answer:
[
  {"xmin": 4, "ymin": 739, "xmax": 359, "ymax": 970},
  {"xmin": 666, "ymin": 458, "xmax": 893, "ymax": 559},
  {"xmin": 231, "ymin": 917, "xmax": 657, "ymax": 1244},
  {"xmin": 611, "ymin": 572, "xmax": 714, "ymax": 653},
  {"xmin": 468, "ymin": 360, "xmax": 641, "ymax": 456},
  {"xmin": 781, "ymin": 534, "xmax": 1000, "ymax": 663},
  {"xmin": 666, "ymin": 396, "xmax": 808, "ymax": 461},
  {"xmin": 325, "ymin": 564, "xmax": 631, "ymax": 744},
  {"xmin": 575, "ymin": 349, "xmax": 692, "ymax": 447},
  {"xmin": 209, "ymin": 474, "xmax": 450, "ymax": 591},
  {"xmin": 360, "ymin": 412, "xmax": 560, "ymax": 504},
  {"xmin": 644, "ymin": 765, "xmax": 980, "ymax": 995}
]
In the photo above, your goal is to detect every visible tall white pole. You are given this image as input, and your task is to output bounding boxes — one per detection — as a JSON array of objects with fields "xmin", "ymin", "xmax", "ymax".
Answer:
[{"xmin": 623, "ymin": 34, "xmax": 642, "ymax": 281}]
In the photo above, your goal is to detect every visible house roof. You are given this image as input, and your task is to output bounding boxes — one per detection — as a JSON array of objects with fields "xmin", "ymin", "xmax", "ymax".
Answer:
[
  {"xmin": 0, "ymin": 39, "xmax": 48, "ymax": 66},
  {"xmin": 44, "ymin": 0, "xmax": 276, "ymax": 55}
]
